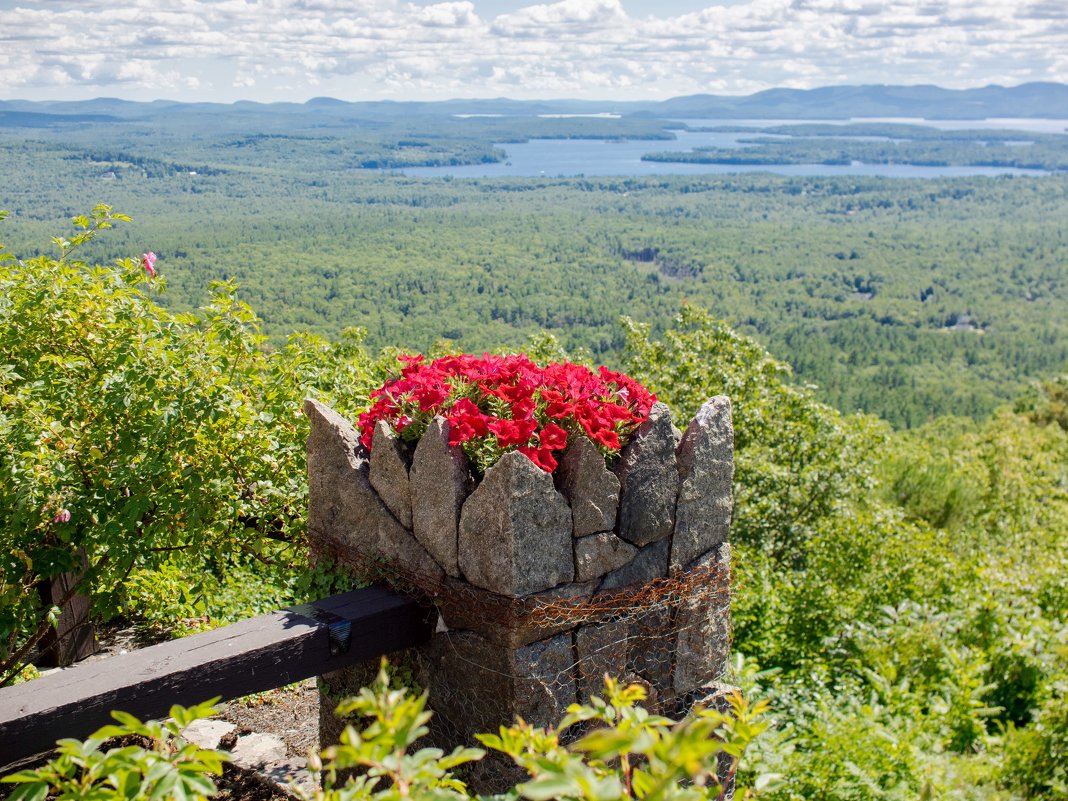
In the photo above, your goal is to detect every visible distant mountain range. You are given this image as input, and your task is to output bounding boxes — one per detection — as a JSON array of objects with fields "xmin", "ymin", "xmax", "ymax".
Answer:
[
  {"xmin": 2, "ymin": 82, "xmax": 1067, "ymax": 123},
  {"xmin": 648, "ymin": 83, "xmax": 1068, "ymax": 120}
]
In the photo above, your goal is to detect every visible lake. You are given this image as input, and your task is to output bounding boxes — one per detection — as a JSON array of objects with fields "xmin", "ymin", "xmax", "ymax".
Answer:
[{"xmin": 395, "ymin": 118, "xmax": 1066, "ymax": 179}]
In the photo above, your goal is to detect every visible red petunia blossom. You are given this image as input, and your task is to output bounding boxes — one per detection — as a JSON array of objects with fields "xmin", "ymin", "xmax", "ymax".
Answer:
[
  {"xmin": 510, "ymin": 397, "xmax": 537, "ymax": 421},
  {"xmin": 489, "ymin": 417, "xmax": 538, "ymax": 447},
  {"xmin": 589, "ymin": 427, "xmax": 621, "ymax": 450},
  {"xmin": 539, "ymin": 422, "xmax": 569, "ymax": 451},
  {"xmin": 413, "ymin": 383, "xmax": 450, "ymax": 411},
  {"xmin": 360, "ymin": 352, "xmax": 655, "ymax": 473},
  {"xmin": 519, "ymin": 445, "xmax": 558, "ymax": 472},
  {"xmin": 446, "ymin": 398, "xmax": 489, "ymax": 445}
]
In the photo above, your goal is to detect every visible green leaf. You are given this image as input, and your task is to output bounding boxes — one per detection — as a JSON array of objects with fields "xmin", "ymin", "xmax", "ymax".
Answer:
[
  {"xmin": 754, "ymin": 772, "xmax": 782, "ymax": 792},
  {"xmin": 3, "ymin": 782, "xmax": 48, "ymax": 801},
  {"xmin": 518, "ymin": 772, "xmax": 582, "ymax": 801},
  {"xmin": 436, "ymin": 746, "xmax": 486, "ymax": 769}
]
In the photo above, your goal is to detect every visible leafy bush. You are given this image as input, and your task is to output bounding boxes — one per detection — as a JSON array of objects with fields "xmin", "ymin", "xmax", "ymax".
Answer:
[
  {"xmin": 622, "ymin": 305, "xmax": 884, "ymax": 569},
  {"xmin": 0, "ymin": 208, "xmax": 382, "ymax": 683},
  {"xmin": 622, "ymin": 306, "xmax": 1068, "ymax": 799},
  {"xmin": 3, "ymin": 663, "xmax": 769, "ymax": 801},
  {"xmin": 1000, "ymin": 681, "xmax": 1068, "ymax": 798},
  {"xmin": 478, "ymin": 677, "xmax": 768, "ymax": 801},
  {"xmin": 6, "ymin": 206, "xmax": 1068, "ymax": 800},
  {"xmin": 1, "ymin": 699, "xmax": 227, "ymax": 801}
]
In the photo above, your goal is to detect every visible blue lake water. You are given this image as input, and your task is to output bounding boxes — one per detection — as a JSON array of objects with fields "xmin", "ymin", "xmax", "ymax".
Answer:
[{"xmin": 394, "ymin": 118, "xmax": 1066, "ymax": 179}]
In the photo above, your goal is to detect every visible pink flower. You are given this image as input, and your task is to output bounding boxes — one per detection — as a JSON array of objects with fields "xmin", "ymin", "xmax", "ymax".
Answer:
[
  {"xmin": 54, "ymin": 508, "xmax": 71, "ymax": 524},
  {"xmin": 142, "ymin": 252, "xmax": 157, "ymax": 277}
]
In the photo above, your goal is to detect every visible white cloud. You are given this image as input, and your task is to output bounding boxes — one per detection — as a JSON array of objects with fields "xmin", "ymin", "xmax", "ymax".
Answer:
[
  {"xmin": 417, "ymin": 1, "xmax": 480, "ymax": 26},
  {"xmin": 0, "ymin": 0, "xmax": 1064, "ymax": 100},
  {"xmin": 493, "ymin": 0, "xmax": 627, "ymax": 33}
]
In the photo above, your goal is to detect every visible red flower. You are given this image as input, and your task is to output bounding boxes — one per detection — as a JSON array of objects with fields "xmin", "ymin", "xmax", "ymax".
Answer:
[
  {"xmin": 361, "ymin": 353, "xmax": 653, "ymax": 473},
  {"xmin": 489, "ymin": 417, "xmax": 537, "ymax": 447},
  {"xmin": 412, "ymin": 383, "xmax": 450, "ymax": 411},
  {"xmin": 589, "ymin": 427, "xmax": 621, "ymax": 450},
  {"xmin": 539, "ymin": 423, "xmax": 568, "ymax": 451},
  {"xmin": 510, "ymin": 397, "xmax": 537, "ymax": 421},
  {"xmin": 446, "ymin": 398, "xmax": 489, "ymax": 445},
  {"xmin": 519, "ymin": 445, "xmax": 558, "ymax": 472}
]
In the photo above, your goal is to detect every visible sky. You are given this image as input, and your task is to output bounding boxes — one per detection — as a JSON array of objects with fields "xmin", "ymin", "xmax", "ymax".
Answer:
[{"xmin": 1, "ymin": 0, "xmax": 1065, "ymax": 103}]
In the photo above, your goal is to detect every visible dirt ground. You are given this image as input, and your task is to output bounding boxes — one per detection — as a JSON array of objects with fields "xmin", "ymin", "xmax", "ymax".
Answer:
[
  {"xmin": 211, "ymin": 679, "xmax": 322, "ymax": 800},
  {"xmin": 217, "ymin": 679, "xmax": 321, "ymax": 763},
  {"xmin": 92, "ymin": 623, "xmax": 325, "ymax": 798}
]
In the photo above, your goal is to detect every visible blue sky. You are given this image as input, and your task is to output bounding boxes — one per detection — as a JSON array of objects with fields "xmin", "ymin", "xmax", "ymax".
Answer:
[{"xmin": 1, "ymin": 0, "xmax": 1065, "ymax": 103}]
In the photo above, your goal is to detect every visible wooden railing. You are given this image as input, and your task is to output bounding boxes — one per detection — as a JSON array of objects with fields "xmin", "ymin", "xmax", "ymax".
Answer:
[{"xmin": 0, "ymin": 586, "xmax": 433, "ymax": 768}]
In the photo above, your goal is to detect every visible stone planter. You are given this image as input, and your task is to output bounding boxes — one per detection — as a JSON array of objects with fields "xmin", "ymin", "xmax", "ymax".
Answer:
[{"xmin": 305, "ymin": 395, "xmax": 733, "ymax": 790}]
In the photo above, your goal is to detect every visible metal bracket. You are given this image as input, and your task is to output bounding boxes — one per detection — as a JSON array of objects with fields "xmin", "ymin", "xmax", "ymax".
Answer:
[{"xmin": 286, "ymin": 603, "xmax": 353, "ymax": 657}]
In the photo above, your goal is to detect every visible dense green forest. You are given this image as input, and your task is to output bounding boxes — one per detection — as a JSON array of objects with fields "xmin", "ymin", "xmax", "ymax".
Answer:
[{"xmin": 1, "ymin": 112, "xmax": 1067, "ymax": 426}]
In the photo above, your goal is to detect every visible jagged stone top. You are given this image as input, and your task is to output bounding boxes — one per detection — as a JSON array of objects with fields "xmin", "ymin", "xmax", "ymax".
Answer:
[{"xmin": 306, "ymin": 395, "xmax": 733, "ymax": 600}]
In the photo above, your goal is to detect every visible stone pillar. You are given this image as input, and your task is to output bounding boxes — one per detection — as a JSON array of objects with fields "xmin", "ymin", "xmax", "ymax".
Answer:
[{"xmin": 305, "ymin": 395, "xmax": 734, "ymax": 792}]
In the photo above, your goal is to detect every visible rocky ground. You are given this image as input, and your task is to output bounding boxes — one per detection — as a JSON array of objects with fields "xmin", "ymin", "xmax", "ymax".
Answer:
[{"xmin": 187, "ymin": 679, "xmax": 320, "ymax": 799}]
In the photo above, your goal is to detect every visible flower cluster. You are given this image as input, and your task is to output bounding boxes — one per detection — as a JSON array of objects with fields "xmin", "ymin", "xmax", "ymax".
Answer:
[
  {"xmin": 141, "ymin": 252, "xmax": 157, "ymax": 278},
  {"xmin": 358, "ymin": 353, "xmax": 656, "ymax": 473}
]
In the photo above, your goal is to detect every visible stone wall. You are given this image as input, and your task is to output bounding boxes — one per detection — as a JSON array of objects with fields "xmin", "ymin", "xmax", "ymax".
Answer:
[{"xmin": 305, "ymin": 395, "xmax": 734, "ymax": 790}]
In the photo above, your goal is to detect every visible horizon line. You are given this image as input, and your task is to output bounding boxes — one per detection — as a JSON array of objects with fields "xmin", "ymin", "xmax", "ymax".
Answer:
[{"xmin": 4, "ymin": 80, "xmax": 1067, "ymax": 108}]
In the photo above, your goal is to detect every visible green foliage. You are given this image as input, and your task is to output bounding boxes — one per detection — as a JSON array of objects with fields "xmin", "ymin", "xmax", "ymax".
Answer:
[
  {"xmin": 1018, "ymin": 372, "xmax": 1068, "ymax": 432},
  {"xmin": 0, "ymin": 663, "xmax": 769, "ymax": 801},
  {"xmin": 623, "ymin": 308, "xmax": 1068, "ymax": 799},
  {"xmin": 0, "ymin": 210, "xmax": 383, "ymax": 682},
  {"xmin": 122, "ymin": 560, "xmax": 210, "ymax": 636},
  {"xmin": 300, "ymin": 661, "xmax": 485, "ymax": 801},
  {"xmin": 2, "ymin": 195, "xmax": 1067, "ymax": 800},
  {"xmin": 1000, "ymin": 682, "xmax": 1068, "ymax": 798},
  {"xmin": 0, "ymin": 699, "xmax": 228, "ymax": 801},
  {"xmin": 4, "ymin": 119, "xmax": 1068, "ymax": 429},
  {"xmin": 480, "ymin": 677, "xmax": 768, "ymax": 801},
  {"xmin": 622, "ymin": 304, "xmax": 882, "ymax": 580}
]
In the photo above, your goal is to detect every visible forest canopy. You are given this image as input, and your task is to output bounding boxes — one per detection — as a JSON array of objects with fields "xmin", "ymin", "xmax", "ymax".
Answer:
[{"xmin": 2, "ymin": 114, "xmax": 1066, "ymax": 427}]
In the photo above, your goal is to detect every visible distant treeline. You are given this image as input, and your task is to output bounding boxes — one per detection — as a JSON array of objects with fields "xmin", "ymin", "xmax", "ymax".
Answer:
[{"xmin": 644, "ymin": 122, "xmax": 1068, "ymax": 171}]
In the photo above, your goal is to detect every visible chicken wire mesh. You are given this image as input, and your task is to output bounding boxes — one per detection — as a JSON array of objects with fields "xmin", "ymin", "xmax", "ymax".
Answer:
[{"xmin": 312, "ymin": 529, "xmax": 730, "ymax": 790}]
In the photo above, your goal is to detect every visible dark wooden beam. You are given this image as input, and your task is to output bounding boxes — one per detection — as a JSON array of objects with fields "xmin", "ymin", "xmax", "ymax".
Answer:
[{"xmin": 0, "ymin": 586, "xmax": 433, "ymax": 768}]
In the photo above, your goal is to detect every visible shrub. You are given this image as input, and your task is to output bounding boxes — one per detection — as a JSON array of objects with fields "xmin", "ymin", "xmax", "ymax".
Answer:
[
  {"xmin": 1, "ymin": 699, "xmax": 227, "ymax": 801},
  {"xmin": 4, "ymin": 663, "xmax": 769, "ymax": 801},
  {"xmin": 0, "ymin": 207, "xmax": 380, "ymax": 682}
]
